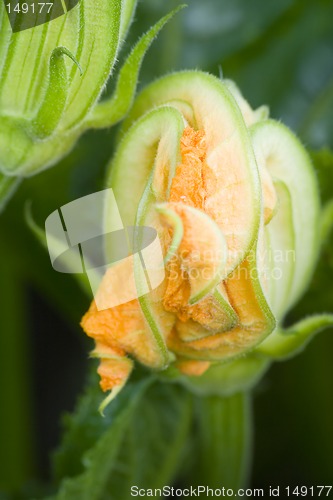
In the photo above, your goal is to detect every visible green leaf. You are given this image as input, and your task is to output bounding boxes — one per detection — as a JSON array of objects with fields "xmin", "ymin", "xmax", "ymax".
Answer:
[
  {"xmin": 105, "ymin": 382, "xmax": 192, "ymax": 499},
  {"xmin": 52, "ymin": 376, "xmax": 152, "ymax": 500},
  {"xmin": 85, "ymin": 5, "xmax": 186, "ymax": 129},
  {"xmin": 194, "ymin": 392, "xmax": 252, "ymax": 490},
  {"xmin": 53, "ymin": 375, "xmax": 192, "ymax": 500},
  {"xmin": 257, "ymin": 314, "xmax": 333, "ymax": 359},
  {"xmin": 53, "ymin": 369, "xmax": 128, "ymax": 481}
]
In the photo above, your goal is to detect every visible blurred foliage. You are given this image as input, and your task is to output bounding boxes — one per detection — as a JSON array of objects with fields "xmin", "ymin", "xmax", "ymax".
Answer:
[
  {"xmin": 52, "ymin": 371, "xmax": 191, "ymax": 498},
  {"xmin": 0, "ymin": 0, "xmax": 333, "ymax": 498}
]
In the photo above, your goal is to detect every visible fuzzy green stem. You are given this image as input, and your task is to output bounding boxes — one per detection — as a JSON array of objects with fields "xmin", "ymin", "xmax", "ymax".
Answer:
[{"xmin": 195, "ymin": 392, "xmax": 253, "ymax": 492}]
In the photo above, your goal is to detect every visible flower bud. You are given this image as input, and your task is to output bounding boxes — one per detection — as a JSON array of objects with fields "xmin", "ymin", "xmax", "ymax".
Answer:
[
  {"xmin": 0, "ymin": 1, "xmax": 182, "ymax": 198},
  {"xmin": 81, "ymin": 71, "xmax": 331, "ymax": 409}
]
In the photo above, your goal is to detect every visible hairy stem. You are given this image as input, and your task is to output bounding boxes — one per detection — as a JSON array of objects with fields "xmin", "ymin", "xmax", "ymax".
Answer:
[{"xmin": 194, "ymin": 392, "xmax": 253, "ymax": 492}]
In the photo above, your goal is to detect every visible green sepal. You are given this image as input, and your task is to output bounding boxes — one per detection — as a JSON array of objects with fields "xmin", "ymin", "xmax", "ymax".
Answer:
[
  {"xmin": 57, "ymin": 0, "xmax": 123, "ymax": 131},
  {"xmin": 264, "ymin": 180, "xmax": 296, "ymax": 319},
  {"xmin": 107, "ymin": 105, "xmax": 185, "ymax": 226},
  {"xmin": 85, "ymin": 5, "xmax": 186, "ymax": 129},
  {"xmin": 163, "ymin": 354, "xmax": 270, "ymax": 397},
  {"xmin": 250, "ymin": 119, "xmax": 320, "ymax": 311},
  {"xmin": 31, "ymin": 47, "xmax": 82, "ymax": 139},
  {"xmin": 257, "ymin": 314, "xmax": 333, "ymax": 360},
  {"xmin": 119, "ymin": 0, "xmax": 138, "ymax": 42}
]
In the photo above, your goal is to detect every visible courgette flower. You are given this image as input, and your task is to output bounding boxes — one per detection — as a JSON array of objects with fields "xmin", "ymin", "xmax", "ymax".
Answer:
[
  {"xmin": 81, "ymin": 71, "xmax": 333, "ymax": 412},
  {"xmin": 0, "ymin": 1, "xmax": 182, "ymax": 204}
]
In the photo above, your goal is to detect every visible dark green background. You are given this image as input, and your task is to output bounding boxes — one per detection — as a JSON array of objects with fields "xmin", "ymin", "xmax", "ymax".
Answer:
[{"xmin": 0, "ymin": 0, "xmax": 333, "ymax": 497}]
